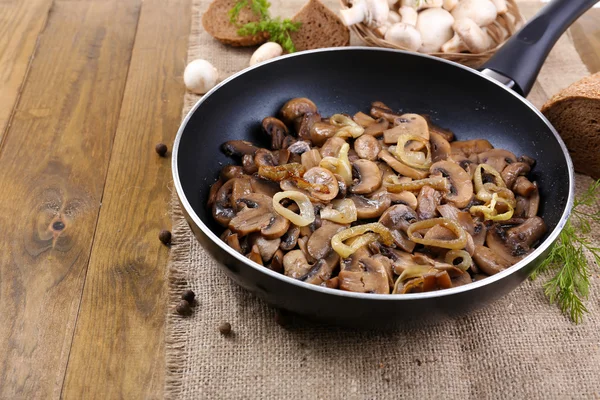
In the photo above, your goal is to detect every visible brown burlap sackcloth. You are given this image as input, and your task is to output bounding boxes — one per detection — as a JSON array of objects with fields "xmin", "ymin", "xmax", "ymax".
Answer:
[{"xmin": 165, "ymin": 1, "xmax": 600, "ymax": 398}]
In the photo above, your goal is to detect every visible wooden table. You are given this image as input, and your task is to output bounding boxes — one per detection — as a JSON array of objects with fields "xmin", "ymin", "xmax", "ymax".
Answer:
[{"xmin": 0, "ymin": 1, "xmax": 598, "ymax": 398}]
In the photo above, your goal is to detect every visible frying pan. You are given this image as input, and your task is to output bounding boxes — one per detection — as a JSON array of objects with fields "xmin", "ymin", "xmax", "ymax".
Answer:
[{"xmin": 173, "ymin": 0, "xmax": 596, "ymax": 328}]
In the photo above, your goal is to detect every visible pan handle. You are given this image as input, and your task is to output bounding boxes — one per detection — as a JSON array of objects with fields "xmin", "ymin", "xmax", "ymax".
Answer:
[{"xmin": 481, "ymin": 0, "xmax": 597, "ymax": 96}]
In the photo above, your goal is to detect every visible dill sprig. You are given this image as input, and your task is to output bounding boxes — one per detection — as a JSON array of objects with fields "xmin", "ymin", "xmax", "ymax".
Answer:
[
  {"xmin": 229, "ymin": 0, "xmax": 301, "ymax": 53},
  {"xmin": 531, "ymin": 179, "xmax": 600, "ymax": 323}
]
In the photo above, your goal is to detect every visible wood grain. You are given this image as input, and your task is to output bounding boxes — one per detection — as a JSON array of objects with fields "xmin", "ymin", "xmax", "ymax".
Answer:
[
  {"xmin": 61, "ymin": 0, "xmax": 191, "ymax": 398},
  {"xmin": 0, "ymin": 1, "xmax": 141, "ymax": 398},
  {"xmin": 0, "ymin": 0, "xmax": 53, "ymax": 143}
]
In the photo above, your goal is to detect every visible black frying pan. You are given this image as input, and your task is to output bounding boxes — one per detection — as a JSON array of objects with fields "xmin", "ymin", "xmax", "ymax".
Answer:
[{"xmin": 173, "ymin": 0, "xmax": 596, "ymax": 328}]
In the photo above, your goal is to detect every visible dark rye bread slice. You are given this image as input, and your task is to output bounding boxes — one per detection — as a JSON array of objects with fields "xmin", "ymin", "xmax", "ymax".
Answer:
[
  {"xmin": 202, "ymin": 0, "xmax": 268, "ymax": 47},
  {"xmin": 290, "ymin": 0, "xmax": 350, "ymax": 51},
  {"xmin": 541, "ymin": 72, "xmax": 600, "ymax": 179}
]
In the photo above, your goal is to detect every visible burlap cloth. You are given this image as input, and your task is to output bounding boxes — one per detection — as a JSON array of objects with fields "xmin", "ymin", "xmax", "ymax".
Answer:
[{"xmin": 165, "ymin": 1, "xmax": 600, "ymax": 398}]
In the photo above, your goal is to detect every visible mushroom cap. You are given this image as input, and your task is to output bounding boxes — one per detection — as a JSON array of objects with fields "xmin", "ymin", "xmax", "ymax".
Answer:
[
  {"xmin": 307, "ymin": 223, "xmax": 347, "ymax": 260},
  {"xmin": 452, "ymin": 18, "xmax": 493, "ymax": 54},
  {"xmin": 341, "ymin": 0, "xmax": 390, "ymax": 28},
  {"xmin": 485, "ymin": 224, "xmax": 528, "ymax": 265},
  {"xmin": 349, "ymin": 188, "xmax": 391, "ymax": 219},
  {"xmin": 472, "ymin": 245, "xmax": 510, "ymax": 275},
  {"xmin": 183, "ymin": 59, "xmax": 218, "ymax": 95},
  {"xmin": 416, "ymin": 8, "xmax": 455, "ymax": 53},
  {"xmin": 477, "ymin": 148, "xmax": 517, "ymax": 173},
  {"xmin": 303, "ymin": 167, "xmax": 339, "ymax": 201},
  {"xmin": 309, "ymin": 121, "xmax": 337, "ymax": 147},
  {"xmin": 351, "ymin": 159, "xmax": 383, "ymax": 194},
  {"xmin": 430, "ymin": 160, "xmax": 474, "ymax": 208},
  {"xmin": 379, "ymin": 204, "xmax": 418, "ymax": 233},
  {"xmin": 339, "ymin": 257, "xmax": 390, "ymax": 294},
  {"xmin": 416, "ymin": 185, "xmax": 443, "ymax": 220},
  {"xmin": 280, "ymin": 98, "xmax": 318, "ymax": 127},
  {"xmin": 262, "ymin": 117, "xmax": 289, "ymax": 150},
  {"xmin": 222, "ymin": 140, "xmax": 259, "ymax": 157},
  {"xmin": 451, "ymin": 0, "xmax": 497, "ymax": 27},
  {"xmin": 354, "ymin": 133, "xmax": 382, "ymax": 161},
  {"xmin": 283, "ymin": 249, "xmax": 312, "ymax": 279},
  {"xmin": 398, "ymin": 6, "xmax": 418, "ymax": 26},
  {"xmin": 501, "ymin": 161, "xmax": 531, "ymax": 189},
  {"xmin": 228, "ymin": 193, "xmax": 289, "ymax": 239},
  {"xmin": 385, "ymin": 23, "xmax": 422, "ymax": 51},
  {"xmin": 430, "ymin": 131, "xmax": 452, "ymax": 162}
]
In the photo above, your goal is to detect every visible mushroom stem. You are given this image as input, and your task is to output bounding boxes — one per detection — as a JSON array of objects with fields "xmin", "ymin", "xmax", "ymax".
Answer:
[{"xmin": 398, "ymin": 6, "xmax": 418, "ymax": 26}]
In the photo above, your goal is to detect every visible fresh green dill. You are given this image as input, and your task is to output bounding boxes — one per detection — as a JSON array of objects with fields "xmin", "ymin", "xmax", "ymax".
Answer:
[
  {"xmin": 229, "ymin": 0, "xmax": 302, "ymax": 53},
  {"xmin": 531, "ymin": 179, "xmax": 600, "ymax": 323}
]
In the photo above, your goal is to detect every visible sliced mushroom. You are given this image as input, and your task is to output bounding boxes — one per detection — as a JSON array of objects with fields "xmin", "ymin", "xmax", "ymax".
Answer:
[
  {"xmin": 351, "ymin": 159, "xmax": 382, "ymax": 194},
  {"xmin": 300, "ymin": 251, "xmax": 341, "ymax": 285},
  {"xmin": 250, "ymin": 175, "xmax": 280, "ymax": 197},
  {"xmin": 248, "ymin": 233, "xmax": 281, "ymax": 262},
  {"xmin": 427, "ymin": 120, "xmax": 455, "ymax": 142},
  {"xmin": 270, "ymin": 249, "xmax": 284, "ymax": 273},
  {"xmin": 450, "ymin": 154, "xmax": 477, "ymax": 178},
  {"xmin": 478, "ymin": 149, "xmax": 517, "ymax": 171},
  {"xmin": 506, "ymin": 216, "xmax": 547, "ymax": 250},
  {"xmin": 254, "ymin": 148, "xmax": 278, "ymax": 168},
  {"xmin": 301, "ymin": 148, "xmax": 322, "ymax": 170},
  {"xmin": 451, "ymin": 270, "xmax": 473, "ymax": 286},
  {"xmin": 378, "ymin": 204, "xmax": 418, "ymax": 252},
  {"xmin": 222, "ymin": 140, "xmax": 259, "ymax": 157},
  {"xmin": 297, "ymin": 112, "xmax": 321, "ymax": 141},
  {"xmin": 207, "ymin": 179, "xmax": 224, "ymax": 210},
  {"xmin": 222, "ymin": 230, "xmax": 242, "ymax": 253},
  {"xmin": 303, "ymin": 167, "xmax": 339, "ymax": 201},
  {"xmin": 515, "ymin": 184, "xmax": 540, "ymax": 218},
  {"xmin": 220, "ymin": 165, "xmax": 245, "ymax": 181},
  {"xmin": 372, "ymin": 254, "xmax": 395, "ymax": 289},
  {"xmin": 457, "ymin": 211, "xmax": 486, "ymax": 246},
  {"xmin": 325, "ymin": 277, "xmax": 340, "ymax": 289},
  {"xmin": 430, "ymin": 160, "xmax": 473, "ymax": 208},
  {"xmin": 307, "ymin": 222, "xmax": 347, "ymax": 260},
  {"xmin": 310, "ymin": 122, "xmax": 337, "ymax": 146},
  {"xmin": 417, "ymin": 185, "xmax": 443, "ymax": 220},
  {"xmin": 283, "ymin": 249, "xmax": 312, "ymax": 279},
  {"xmin": 262, "ymin": 117, "xmax": 289, "ymax": 150},
  {"xmin": 287, "ymin": 140, "xmax": 312, "ymax": 155},
  {"xmin": 297, "ymin": 236, "xmax": 315, "ymax": 263},
  {"xmin": 353, "ymin": 111, "xmax": 376, "ymax": 127},
  {"xmin": 320, "ymin": 137, "xmax": 347, "ymax": 158},
  {"xmin": 513, "ymin": 176, "xmax": 536, "ymax": 197},
  {"xmin": 370, "ymin": 101, "xmax": 399, "ymax": 122},
  {"xmin": 485, "ymin": 224, "xmax": 529, "ymax": 264},
  {"xmin": 242, "ymin": 154, "xmax": 258, "ymax": 174},
  {"xmin": 430, "ymin": 131, "xmax": 451, "ymax": 162},
  {"xmin": 280, "ymin": 225, "xmax": 300, "ymax": 251},
  {"xmin": 349, "ymin": 187, "xmax": 391, "ymax": 219},
  {"xmin": 341, "ymin": 245, "xmax": 371, "ymax": 272},
  {"xmin": 389, "ymin": 190, "xmax": 418, "ymax": 209},
  {"xmin": 383, "ymin": 115, "xmax": 428, "ymax": 144},
  {"xmin": 229, "ymin": 193, "xmax": 289, "ymax": 239},
  {"xmin": 378, "ymin": 149, "xmax": 429, "ymax": 179},
  {"xmin": 518, "ymin": 155, "xmax": 536, "ymax": 167},
  {"xmin": 501, "ymin": 162, "xmax": 531, "ymax": 189},
  {"xmin": 247, "ymin": 244, "xmax": 264, "ymax": 265},
  {"xmin": 339, "ymin": 257, "xmax": 390, "ymax": 294},
  {"xmin": 364, "ymin": 118, "xmax": 389, "ymax": 137},
  {"xmin": 354, "ymin": 135, "xmax": 382, "ymax": 161},
  {"xmin": 212, "ymin": 178, "xmax": 236, "ymax": 227},
  {"xmin": 280, "ymin": 98, "xmax": 318, "ymax": 128},
  {"xmin": 436, "ymin": 203, "xmax": 461, "ymax": 221},
  {"xmin": 231, "ymin": 177, "xmax": 253, "ymax": 208},
  {"xmin": 450, "ymin": 139, "xmax": 493, "ymax": 157},
  {"xmin": 472, "ymin": 245, "xmax": 510, "ymax": 275},
  {"xmin": 348, "ymin": 149, "xmax": 360, "ymax": 163}
]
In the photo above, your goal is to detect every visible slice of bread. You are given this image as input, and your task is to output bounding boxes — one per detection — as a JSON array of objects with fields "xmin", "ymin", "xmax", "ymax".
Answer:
[
  {"xmin": 541, "ymin": 72, "xmax": 600, "ymax": 179},
  {"xmin": 202, "ymin": 0, "xmax": 269, "ymax": 47},
  {"xmin": 290, "ymin": 0, "xmax": 350, "ymax": 51}
]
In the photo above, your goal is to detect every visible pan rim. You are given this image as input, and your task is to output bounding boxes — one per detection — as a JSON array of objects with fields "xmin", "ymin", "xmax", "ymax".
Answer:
[{"xmin": 172, "ymin": 46, "xmax": 575, "ymax": 301}]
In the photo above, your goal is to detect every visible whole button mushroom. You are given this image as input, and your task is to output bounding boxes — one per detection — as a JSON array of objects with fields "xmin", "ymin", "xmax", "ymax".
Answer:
[
  {"xmin": 442, "ymin": 18, "xmax": 493, "ymax": 54},
  {"xmin": 250, "ymin": 42, "xmax": 283, "ymax": 66},
  {"xmin": 384, "ymin": 23, "xmax": 422, "ymax": 51},
  {"xmin": 184, "ymin": 59, "xmax": 218, "ymax": 95},
  {"xmin": 451, "ymin": 0, "xmax": 498, "ymax": 27},
  {"xmin": 415, "ymin": 8, "xmax": 455, "ymax": 53},
  {"xmin": 340, "ymin": 0, "xmax": 389, "ymax": 28}
]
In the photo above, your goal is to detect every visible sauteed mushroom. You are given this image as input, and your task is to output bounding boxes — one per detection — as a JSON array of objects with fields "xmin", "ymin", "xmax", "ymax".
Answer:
[{"xmin": 213, "ymin": 98, "xmax": 547, "ymax": 295}]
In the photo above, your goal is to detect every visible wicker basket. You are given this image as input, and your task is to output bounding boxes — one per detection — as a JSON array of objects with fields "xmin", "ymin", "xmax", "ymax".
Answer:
[{"xmin": 339, "ymin": 0, "xmax": 525, "ymax": 68}]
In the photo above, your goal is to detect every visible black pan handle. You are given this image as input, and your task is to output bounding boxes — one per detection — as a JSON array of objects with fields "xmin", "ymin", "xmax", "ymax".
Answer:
[{"xmin": 481, "ymin": 0, "xmax": 597, "ymax": 96}]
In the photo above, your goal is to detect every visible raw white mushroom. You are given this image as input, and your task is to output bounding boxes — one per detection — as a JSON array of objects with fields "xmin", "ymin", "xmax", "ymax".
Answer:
[
  {"xmin": 398, "ymin": 6, "xmax": 418, "ymax": 26},
  {"xmin": 388, "ymin": 0, "xmax": 398, "ymax": 6},
  {"xmin": 491, "ymin": 0, "xmax": 508, "ymax": 14},
  {"xmin": 452, "ymin": 0, "xmax": 498, "ymax": 26},
  {"xmin": 401, "ymin": 0, "xmax": 443, "ymax": 11},
  {"xmin": 416, "ymin": 8, "xmax": 454, "ymax": 52},
  {"xmin": 385, "ymin": 22, "xmax": 422, "ymax": 51},
  {"xmin": 184, "ymin": 59, "xmax": 218, "ymax": 95},
  {"xmin": 441, "ymin": 18, "xmax": 493, "ymax": 53},
  {"xmin": 442, "ymin": 0, "xmax": 459, "ymax": 11},
  {"xmin": 250, "ymin": 42, "xmax": 283, "ymax": 66},
  {"xmin": 374, "ymin": 10, "xmax": 403, "ymax": 36},
  {"xmin": 340, "ymin": 0, "xmax": 390, "ymax": 28}
]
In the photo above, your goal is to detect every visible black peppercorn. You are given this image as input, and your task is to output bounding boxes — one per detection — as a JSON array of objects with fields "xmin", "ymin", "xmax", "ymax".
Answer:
[
  {"xmin": 176, "ymin": 300, "xmax": 192, "ymax": 316},
  {"xmin": 155, "ymin": 143, "xmax": 168, "ymax": 157},
  {"xmin": 219, "ymin": 322, "xmax": 232, "ymax": 335},
  {"xmin": 182, "ymin": 289, "xmax": 195, "ymax": 303},
  {"xmin": 159, "ymin": 229, "xmax": 172, "ymax": 245}
]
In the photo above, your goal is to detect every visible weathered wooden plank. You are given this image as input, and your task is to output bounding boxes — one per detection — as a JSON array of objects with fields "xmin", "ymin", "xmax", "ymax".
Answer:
[
  {"xmin": 61, "ymin": 0, "xmax": 191, "ymax": 398},
  {"xmin": 0, "ymin": 0, "xmax": 53, "ymax": 143},
  {"xmin": 0, "ymin": 1, "xmax": 141, "ymax": 398}
]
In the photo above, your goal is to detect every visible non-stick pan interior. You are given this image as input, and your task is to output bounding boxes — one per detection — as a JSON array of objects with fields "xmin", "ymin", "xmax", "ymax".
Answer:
[{"xmin": 176, "ymin": 49, "xmax": 570, "ymax": 236}]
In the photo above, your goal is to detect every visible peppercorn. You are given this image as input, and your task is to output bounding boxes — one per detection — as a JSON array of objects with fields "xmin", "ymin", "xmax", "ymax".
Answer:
[
  {"xmin": 182, "ymin": 289, "xmax": 195, "ymax": 304},
  {"xmin": 219, "ymin": 322, "xmax": 232, "ymax": 335},
  {"xmin": 176, "ymin": 300, "xmax": 192, "ymax": 316},
  {"xmin": 155, "ymin": 143, "xmax": 168, "ymax": 157},
  {"xmin": 159, "ymin": 229, "xmax": 172, "ymax": 245}
]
